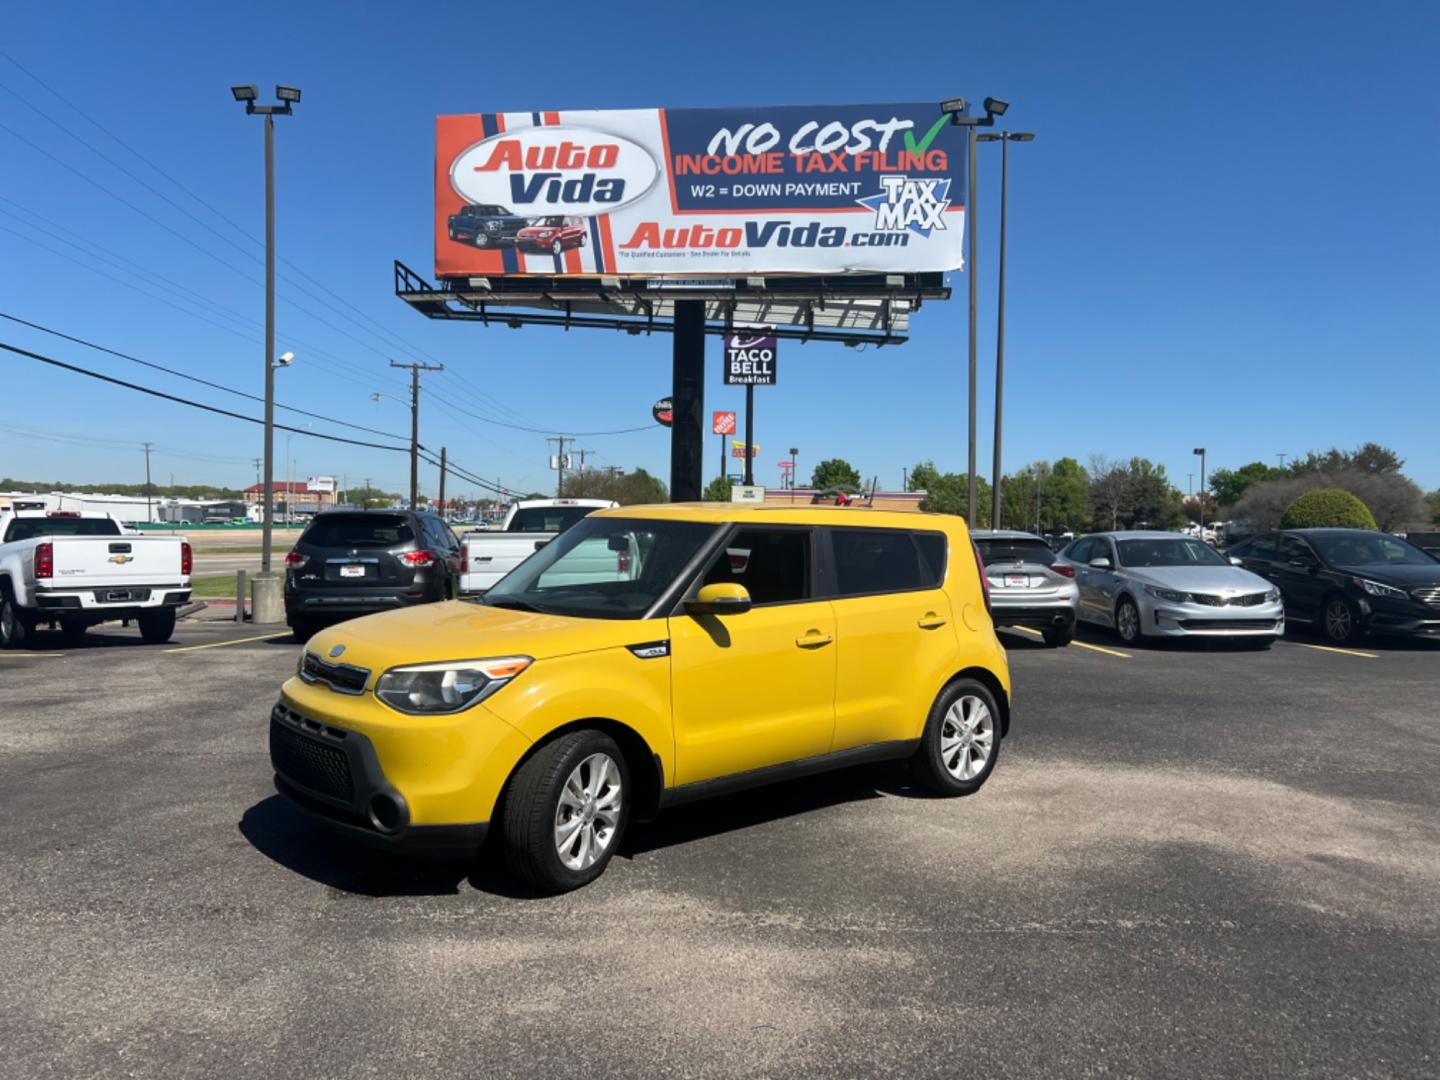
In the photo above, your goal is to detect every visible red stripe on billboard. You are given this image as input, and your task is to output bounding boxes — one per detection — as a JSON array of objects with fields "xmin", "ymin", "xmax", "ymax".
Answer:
[
  {"xmin": 597, "ymin": 214, "xmax": 617, "ymax": 272},
  {"xmin": 435, "ymin": 114, "xmax": 505, "ymax": 277},
  {"xmin": 543, "ymin": 110, "xmax": 560, "ymax": 125}
]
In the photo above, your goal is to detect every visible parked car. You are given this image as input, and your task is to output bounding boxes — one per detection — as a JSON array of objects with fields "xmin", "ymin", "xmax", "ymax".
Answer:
[
  {"xmin": 447, "ymin": 203, "xmax": 530, "ymax": 248},
  {"xmin": 270, "ymin": 505, "xmax": 1011, "ymax": 893},
  {"xmin": 972, "ymin": 530, "xmax": 1078, "ymax": 646},
  {"xmin": 516, "ymin": 215, "xmax": 587, "ymax": 255},
  {"xmin": 1228, "ymin": 528, "xmax": 1440, "ymax": 644},
  {"xmin": 460, "ymin": 498, "xmax": 618, "ymax": 596},
  {"xmin": 1059, "ymin": 531, "xmax": 1284, "ymax": 647},
  {"xmin": 284, "ymin": 509, "xmax": 463, "ymax": 642},
  {"xmin": 0, "ymin": 509, "xmax": 191, "ymax": 647}
]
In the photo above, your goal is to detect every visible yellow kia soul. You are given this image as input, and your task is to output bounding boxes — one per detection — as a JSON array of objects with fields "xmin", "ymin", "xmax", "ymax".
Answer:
[{"xmin": 270, "ymin": 504, "xmax": 1011, "ymax": 892}]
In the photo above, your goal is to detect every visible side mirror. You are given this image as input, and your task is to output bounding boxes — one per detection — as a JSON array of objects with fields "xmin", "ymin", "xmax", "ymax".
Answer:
[
  {"xmin": 1287, "ymin": 558, "xmax": 1314, "ymax": 571},
  {"xmin": 1088, "ymin": 557, "xmax": 1112, "ymax": 570},
  {"xmin": 1229, "ymin": 556, "xmax": 1243, "ymax": 566},
  {"xmin": 687, "ymin": 582, "xmax": 752, "ymax": 616}
]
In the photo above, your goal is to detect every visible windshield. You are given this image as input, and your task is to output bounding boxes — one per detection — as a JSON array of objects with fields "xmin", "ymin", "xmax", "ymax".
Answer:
[
  {"xmin": 1116, "ymin": 538, "xmax": 1228, "ymax": 568},
  {"xmin": 485, "ymin": 517, "xmax": 718, "ymax": 619},
  {"xmin": 532, "ymin": 216, "xmax": 566, "ymax": 227},
  {"xmin": 468, "ymin": 205, "xmax": 509, "ymax": 216},
  {"xmin": 1309, "ymin": 533, "xmax": 1437, "ymax": 567},
  {"xmin": 302, "ymin": 514, "xmax": 413, "ymax": 548},
  {"xmin": 975, "ymin": 538, "xmax": 1056, "ymax": 566},
  {"xmin": 508, "ymin": 506, "xmax": 595, "ymax": 533},
  {"xmin": 3, "ymin": 516, "xmax": 122, "ymax": 542}
]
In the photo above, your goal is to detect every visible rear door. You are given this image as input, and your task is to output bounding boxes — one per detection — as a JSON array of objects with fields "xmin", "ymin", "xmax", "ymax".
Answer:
[
  {"xmin": 826, "ymin": 527, "xmax": 958, "ymax": 752},
  {"xmin": 49, "ymin": 536, "xmax": 184, "ymax": 594}
]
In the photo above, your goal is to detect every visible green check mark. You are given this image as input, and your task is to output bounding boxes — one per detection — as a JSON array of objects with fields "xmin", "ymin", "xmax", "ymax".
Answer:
[{"xmin": 903, "ymin": 114, "xmax": 951, "ymax": 156}]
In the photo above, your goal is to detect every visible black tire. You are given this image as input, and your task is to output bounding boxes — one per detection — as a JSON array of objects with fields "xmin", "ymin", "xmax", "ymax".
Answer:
[
  {"xmin": 290, "ymin": 618, "xmax": 318, "ymax": 644},
  {"xmin": 0, "ymin": 591, "xmax": 32, "ymax": 650},
  {"xmin": 1114, "ymin": 596, "xmax": 1143, "ymax": 645},
  {"xmin": 1322, "ymin": 594, "xmax": 1360, "ymax": 645},
  {"xmin": 474, "ymin": 232, "xmax": 491, "ymax": 248},
  {"xmin": 59, "ymin": 618, "xmax": 89, "ymax": 639},
  {"xmin": 1042, "ymin": 624, "xmax": 1074, "ymax": 647},
  {"xmin": 501, "ymin": 730, "xmax": 630, "ymax": 894},
  {"xmin": 137, "ymin": 608, "xmax": 176, "ymax": 645},
  {"xmin": 551, "ymin": 239, "xmax": 563, "ymax": 256},
  {"xmin": 910, "ymin": 678, "xmax": 1002, "ymax": 797}
]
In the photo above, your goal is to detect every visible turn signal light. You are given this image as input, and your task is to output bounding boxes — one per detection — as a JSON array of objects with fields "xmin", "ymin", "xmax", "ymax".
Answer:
[
  {"xmin": 181, "ymin": 542, "xmax": 193, "ymax": 576},
  {"xmin": 285, "ymin": 551, "xmax": 308, "ymax": 567},
  {"xmin": 35, "ymin": 541, "xmax": 54, "ymax": 579},
  {"xmin": 1050, "ymin": 563, "xmax": 1076, "ymax": 578}
]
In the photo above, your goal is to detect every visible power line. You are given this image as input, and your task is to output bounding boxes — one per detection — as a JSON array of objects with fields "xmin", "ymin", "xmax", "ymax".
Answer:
[
  {"xmin": 421, "ymin": 386, "xmax": 657, "ymax": 437},
  {"xmin": 0, "ymin": 339, "xmax": 416, "ymax": 453},
  {"xmin": 0, "ymin": 312, "xmax": 413, "ymax": 443}
]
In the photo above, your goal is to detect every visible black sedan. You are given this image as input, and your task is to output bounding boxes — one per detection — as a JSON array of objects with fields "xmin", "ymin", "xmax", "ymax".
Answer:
[{"xmin": 1228, "ymin": 528, "xmax": 1440, "ymax": 644}]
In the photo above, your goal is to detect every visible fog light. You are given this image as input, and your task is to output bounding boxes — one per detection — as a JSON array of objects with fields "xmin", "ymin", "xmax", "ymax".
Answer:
[{"xmin": 367, "ymin": 792, "xmax": 405, "ymax": 834}]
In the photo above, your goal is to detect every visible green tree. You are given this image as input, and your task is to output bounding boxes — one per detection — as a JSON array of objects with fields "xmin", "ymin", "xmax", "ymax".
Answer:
[
  {"xmin": 810, "ymin": 458, "xmax": 862, "ymax": 492},
  {"xmin": 908, "ymin": 460, "xmax": 991, "ymax": 524},
  {"xmin": 702, "ymin": 476, "xmax": 733, "ymax": 502},
  {"xmin": 1280, "ymin": 488, "xmax": 1377, "ymax": 530},
  {"xmin": 1209, "ymin": 461, "xmax": 1285, "ymax": 507},
  {"xmin": 1429, "ymin": 490, "xmax": 1440, "ymax": 524},
  {"xmin": 561, "ymin": 467, "xmax": 668, "ymax": 505}
]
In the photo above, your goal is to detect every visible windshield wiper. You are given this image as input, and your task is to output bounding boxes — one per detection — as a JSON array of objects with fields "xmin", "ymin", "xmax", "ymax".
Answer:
[{"xmin": 483, "ymin": 598, "xmax": 548, "ymax": 613}]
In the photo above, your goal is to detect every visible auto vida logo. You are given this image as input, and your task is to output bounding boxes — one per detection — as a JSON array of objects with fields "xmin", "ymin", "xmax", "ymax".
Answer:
[{"xmin": 450, "ymin": 126, "xmax": 659, "ymax": 216}]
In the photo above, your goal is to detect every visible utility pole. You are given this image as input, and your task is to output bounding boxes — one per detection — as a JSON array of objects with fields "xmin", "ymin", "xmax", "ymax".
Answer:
[
  {"xmin": 389, "ymin": 360, "xmax": 443, "ymax": 508},
  {"xmin": 547, "ymin": 436, "xmax": 570, "ymax": 497},
  {"xmin": 362, "ymin": 478, "xmax": 372, "ymax": 509},
  {"xmin": 438, "ymin": 447, "xmax": 447, "ymax": 518},
  {"xmin": 575, "ymin": 448, "xmax": 596, "ymax": 474},
  {"xmin": 1277, "ymin": 452, "xmax": 1288, "ymax": 469},
  {"xmin": 142, "ymin": 442, "xmax": 154, "ymax": 523},
  {"xmin": 253, "ymin": 458, "xmax": 261, "ymax": 491}
]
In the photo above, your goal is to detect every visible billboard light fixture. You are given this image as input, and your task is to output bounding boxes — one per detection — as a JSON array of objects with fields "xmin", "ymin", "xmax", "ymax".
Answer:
[
  {"xmin": 983, "ymin": 97, "xmax": 1010, "ymax": 118},
  {"xmin": 276, "ymin": 85, "xmax": 302, "ymax": 104},
  {"xmin": 230, "ymin": 85, "xmax": 258, "ymax": 102},
  {"xmin": 939, "ymin": 97, "xmax": 967, "ymax": 116}
]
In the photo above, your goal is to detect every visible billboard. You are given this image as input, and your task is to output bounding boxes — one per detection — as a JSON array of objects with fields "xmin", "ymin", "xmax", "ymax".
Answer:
[
  {"xmin": 723, "ymin": 332, "xmax": 778, "ymax": 385},
  {"xmin": 306, "ymin": 476, "xmax": 336, "ymax": 494},
  {"xmin": 436, "ymin": 103, "xmax": 968, "ymax": 279}
]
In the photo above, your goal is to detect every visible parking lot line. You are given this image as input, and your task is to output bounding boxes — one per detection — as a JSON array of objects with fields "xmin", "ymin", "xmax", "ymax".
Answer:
[
  {"xmin": 1286, "ymin": 642, "xmax": 1378, "ymax": 659},
  {"xmin": 1008, "ymin": 625, "xmax": 1131, "ymax": 659},
  {"xmin": 163, "ymin": 632, "xmax": 291, "ymax": 654},
  {"xmin": 0, "ymin": 652, "xmax": 65, "ymax": 658}
]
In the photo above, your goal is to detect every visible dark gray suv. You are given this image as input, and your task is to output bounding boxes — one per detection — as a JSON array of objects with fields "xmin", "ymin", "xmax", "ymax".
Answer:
[{"xmin": 284, "ymin": 510, "xmax": 463, "ymax": 642}]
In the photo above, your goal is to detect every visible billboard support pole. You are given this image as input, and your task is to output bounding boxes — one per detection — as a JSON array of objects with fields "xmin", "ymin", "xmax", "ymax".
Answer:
[
  {"xmin": 966, "ymin": 122, "xmax": 979, "ymax": 526},
  {"xmin": 743, "ymin": 384, "xmax": 755, "ymax": 488},
  {"xmin": 670, "ymin": 300, "xmax": 705, "ymax": 502}
]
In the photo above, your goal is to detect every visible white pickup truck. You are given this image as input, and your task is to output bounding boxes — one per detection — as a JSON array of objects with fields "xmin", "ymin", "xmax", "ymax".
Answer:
[
  {"xmin": 460, "ymin": 498, "xmax": 617, "ymax": 595},
  {"xmin": 0, "ymin": 510, "xmax": 192, "ymax": 648}
]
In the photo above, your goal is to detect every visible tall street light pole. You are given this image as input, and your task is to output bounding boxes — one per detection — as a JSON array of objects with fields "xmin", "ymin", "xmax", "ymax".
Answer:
[
  {"xmin": 1193, "ymin": 447, "xmax": 1207, "ymax": 535},
  {"xmin": 231, "ymin": 84, "xmax": 299, "ymax": 622},
  {"xmin": 977, "ymin": 131, "xmax": 1034, "ymax": 531},
  {"xmin": 940, "ymin": 96, "xmax": 1009, "ymax": 526}
]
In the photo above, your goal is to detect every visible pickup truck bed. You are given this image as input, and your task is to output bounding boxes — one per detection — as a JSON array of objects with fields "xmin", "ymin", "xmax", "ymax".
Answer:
[{"xmin": 459, "ymin": 499, "xmax": 618, "ymax": 595}]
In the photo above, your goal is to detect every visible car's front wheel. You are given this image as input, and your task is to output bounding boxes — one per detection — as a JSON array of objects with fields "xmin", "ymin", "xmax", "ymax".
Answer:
[
  {"xmin": 551, "ymin": 239, "xmax": 563, "ymax": 255},
  {"xmin": 501, "ymin": 730, "xmax": 630, "ymax": 893},
  {"xmin": 1115, "ymin": 596, "xmax": 1142, "ymax": 645},
  {"xmin": 910, "ymin": 679, "xmax": 1001, "ymax": 796},
  {"xmin": 473, "ymin": 232, "xmax": 491, "ymax": 248},
  {"xmin": 1322, "ymin": 594, "xmax": 1360, "ymax": 645}
]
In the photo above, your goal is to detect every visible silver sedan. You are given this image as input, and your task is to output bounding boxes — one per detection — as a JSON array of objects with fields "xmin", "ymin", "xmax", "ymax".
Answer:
[{"xmin": 1059, "ymin": 531, "xmax": 1285, "ymax": 647}]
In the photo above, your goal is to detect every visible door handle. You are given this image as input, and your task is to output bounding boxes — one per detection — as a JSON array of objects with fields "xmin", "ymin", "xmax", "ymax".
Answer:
[
  {"xmin": 795, "ymin": 631, "xmax": 833, "ymax": 648},
  {"xmin": 917, "ymin": 614, "xmax": 948, "ymax": 629}
]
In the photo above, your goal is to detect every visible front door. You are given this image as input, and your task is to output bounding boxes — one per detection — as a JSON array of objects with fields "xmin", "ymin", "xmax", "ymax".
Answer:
[
  {"xmin": 668, "ymin": 527, "xmax": 836, "ymax": 786},
  {"xmin": 1273, "ymin": 534, "xmax": 1327, "ymax": 621}
]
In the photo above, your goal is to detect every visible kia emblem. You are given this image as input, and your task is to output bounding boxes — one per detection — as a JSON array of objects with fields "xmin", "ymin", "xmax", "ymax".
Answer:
[{"xmin": 329, "ymin": 644, "xmax": 346, "ymax": 658}]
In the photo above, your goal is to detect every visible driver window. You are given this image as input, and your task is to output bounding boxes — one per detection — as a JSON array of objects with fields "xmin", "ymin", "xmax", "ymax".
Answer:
[
  {"xmin": 1278, "ymin": 536, "xmax": 1315, "ymax": 564},
  {"xmin": 701, "ymin": 528, "xmax": 810, "ymax": 605},
  {"xmin": 1068, "ymin": 538, "xmax": 1093, "ymax": 564}
]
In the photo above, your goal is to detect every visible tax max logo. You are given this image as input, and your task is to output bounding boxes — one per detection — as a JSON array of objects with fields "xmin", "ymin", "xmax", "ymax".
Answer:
[{"xmin": 856, "ymin": 176, "xmax": 952, "ymax": 237}]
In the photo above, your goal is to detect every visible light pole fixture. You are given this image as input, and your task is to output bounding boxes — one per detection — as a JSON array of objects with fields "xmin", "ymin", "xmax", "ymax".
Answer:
[
  {"xmin": 976, "ymin": 130, "xmax": 1035, "ymax": 531},
  {"xmin": 1193, "ymin": 448, "xmax": 1207, "ymax": 534},
  {"xmin": 790, "ymin": 447, "xmax": 799, "ymax": 491},
  {"xmin": 232, "ymin": 83, "xmax": 300, "ymax": 578},
  {"xmin": 939, "ymin": 95, "xmax": 1009, "ymax": 525}
]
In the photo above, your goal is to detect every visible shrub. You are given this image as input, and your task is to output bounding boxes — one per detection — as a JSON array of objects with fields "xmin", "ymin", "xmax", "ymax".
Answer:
[{"xmin": 1280, "ymin": 488, "xmax": 1377, "ymax": 530}]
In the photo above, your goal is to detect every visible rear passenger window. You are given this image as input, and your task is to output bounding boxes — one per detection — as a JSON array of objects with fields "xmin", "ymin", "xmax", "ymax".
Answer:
[
  {"xmin": 913, "ymin": 531, "xmax": 947, "ymax": 586},
  {"xmin": 831, "ymin": 529, "xmax": 927, "ymax": 596},
  {"xmin": 701, "ymin": 529, "xmax": 810, "ymax": 605}
]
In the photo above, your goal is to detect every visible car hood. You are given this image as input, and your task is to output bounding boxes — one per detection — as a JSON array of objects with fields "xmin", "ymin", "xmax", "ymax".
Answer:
[
  {"xmin": 1332, "ymin": 563, "xmax": 1440, "ymax": 587},
  {"xmin": 1123, "ymin": 565, "xmax": 1274, "ymax": 594},
  {"xmin": 307, "ymin": 601, "xmax": 649, "ymax": 673}
]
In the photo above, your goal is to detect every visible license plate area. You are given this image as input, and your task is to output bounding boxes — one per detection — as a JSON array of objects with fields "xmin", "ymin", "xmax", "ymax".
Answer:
[
  {"xmin": 339, "ymin": 565, "xmax": 365, "ymax": 578},
  {"xmin": 105, "ymin": 589, "xmax": 135, "ymax": 602},
  {"xmin": 1005, "ymin": 574, "xmax": 1029, "ymax": 588}
]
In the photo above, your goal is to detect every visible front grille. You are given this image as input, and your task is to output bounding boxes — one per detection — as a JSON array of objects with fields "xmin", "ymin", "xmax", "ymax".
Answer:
[
  {"xmin": 270, "ymin": 712, "xmax": 353, "ymax": 802},
  {"xmin": 300, "ymin": 652, "xmax": 371, "ymax": 694},
  {"xmin": 1412, "ymin": 586, "xmax": 1440, "ymax": 608},
  {"xmin": 1189, "ymin": 591, "xmax": 1268, "ymax": 608},
  {"xmin": 1178, "ymin": 618, "xmax": 1278, "ymax": 631}
]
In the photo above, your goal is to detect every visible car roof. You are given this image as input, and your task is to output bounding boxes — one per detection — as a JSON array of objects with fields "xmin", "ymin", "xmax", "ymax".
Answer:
[
  {"xmin": 972, "ymin": 530, "xmax": 1044, "ymax": 540},
  {"xmin": 1084, "ymin": 530, "xmax": 1196, "ymax": 540},
  {"xmin": 1283, "ymin": 527, "xmax": 1384, "ymax": 536},
  {"xmin": 592, "ymin": 502, "xmax": 962, "ymax": 531}
]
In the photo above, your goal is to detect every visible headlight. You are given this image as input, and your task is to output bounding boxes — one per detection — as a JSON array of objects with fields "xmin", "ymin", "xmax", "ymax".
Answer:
[
  {"xmin": 1353, "ymin": 577, "xmax": 1407, "ymax": 600},
  {"xmin": 1266, "ymin": 587, "xmax": 1282, "ymax": 603},
  {"xmin": 375, "ymin": 656, "xmax": 531, "ymax": 715},
  {"xmin": 1144, "ymin": 585, "xmax": 1191, "ymax": 603}
]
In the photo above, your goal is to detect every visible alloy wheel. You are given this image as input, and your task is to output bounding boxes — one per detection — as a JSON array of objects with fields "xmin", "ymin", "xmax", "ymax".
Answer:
[
  {"xmin": 1325, "ymin": 598, "xmax": 1353, "ymax": 642},
  {"xmin": 1117, "ymin": 600, "xmax": 1140, "ymax": 642},
  {"xmin": 552, "ymin": 239, "xmax": 563, "ymax": 255},
  {"xmin": 939, "ymin": 696, "xmax": 994, "ymax": 780},
  {"xmin": 554, "ymin": 752, "xmax": 623, "ymax": 871}
]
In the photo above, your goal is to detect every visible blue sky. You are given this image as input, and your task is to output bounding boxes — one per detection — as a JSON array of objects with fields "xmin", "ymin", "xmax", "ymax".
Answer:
[{"xmin": 2, "ymin": 1, "xmax": 1437, "ymax": 498}]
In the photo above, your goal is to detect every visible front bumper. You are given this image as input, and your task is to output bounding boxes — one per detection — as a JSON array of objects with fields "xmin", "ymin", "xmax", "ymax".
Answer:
[
  {"xmin": 269, "ymin": 702, "xmax": 488, "ymax": 859},
  {"xmin": 1359, "ymin": 602, "xmax": 1440, "ymax": 638},
  {"xmin": 1145, "ymin": 597, "xmax": 1285, "ymax": 637}
]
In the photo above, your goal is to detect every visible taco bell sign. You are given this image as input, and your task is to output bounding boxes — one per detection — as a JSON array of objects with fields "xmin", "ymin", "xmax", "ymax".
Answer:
[{"xmin": 723, "ymin": 332, "xmax": 778, "ymax": 386}]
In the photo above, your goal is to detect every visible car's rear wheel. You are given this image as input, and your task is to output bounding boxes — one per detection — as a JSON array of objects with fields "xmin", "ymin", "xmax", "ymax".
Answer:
[
  {"xmin": 137, "ymin": 608, "xmax": 176, "ymax": 645},
  {"xmin": 910, "ymin": 679, "xmax": 1001, "ymax": 796},
  {"xmin": 291, "ymin": 619, "xmax": 318, "ymax": 644},
  {"xmin": 1115, "ymin": 596, "xmax": 1142, "ymax": 645},
  {"xmin": 501, "ymin": 730, "xmax": 630, "ymax": 893},
  {"xmin": 1322, "ymin": 594, "xmax": 1360, "ymax": 645},
  {"xmin": 0, "ymin": 593, "xmax": 33, "ymax": 649},
  {"xmin": 1042, "ymin": 624, "xmax": 1074, "ymax": 647},
  {"xmin": 59, "ymin": 617, "xmax": 89, "ymax": 639}
]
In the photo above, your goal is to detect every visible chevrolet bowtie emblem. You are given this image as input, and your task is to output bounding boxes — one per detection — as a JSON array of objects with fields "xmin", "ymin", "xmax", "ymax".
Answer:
[{"xmin": 109, "ymin": 554, "xmax": 134, "ymax": 564}]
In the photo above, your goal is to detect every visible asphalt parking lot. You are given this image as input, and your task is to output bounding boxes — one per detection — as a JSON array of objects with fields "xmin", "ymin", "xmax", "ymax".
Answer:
[{"xmin": 3, "ymin": 615, "xmax": 1437, "ymax": 1078}]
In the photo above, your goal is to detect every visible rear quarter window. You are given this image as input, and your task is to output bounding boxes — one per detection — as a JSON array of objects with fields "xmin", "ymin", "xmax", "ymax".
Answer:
[{"xmin": 831, "ymin": 528, "xmax": 932, "ymax": 596}]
